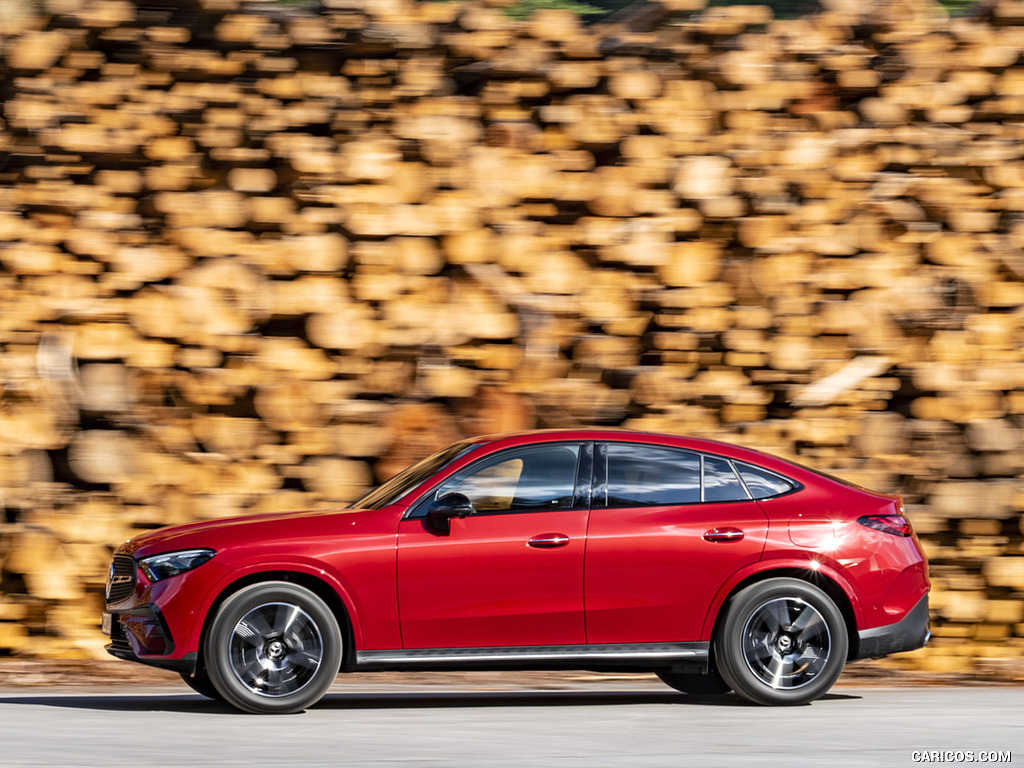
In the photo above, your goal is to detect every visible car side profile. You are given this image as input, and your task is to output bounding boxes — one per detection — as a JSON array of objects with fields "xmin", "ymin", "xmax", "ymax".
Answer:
[{"xmin": 102, "ymin": 429, "xmax": 930, "ymax": 713}]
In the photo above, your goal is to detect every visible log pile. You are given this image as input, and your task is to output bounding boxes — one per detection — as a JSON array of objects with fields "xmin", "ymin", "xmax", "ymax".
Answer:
[{"xmin": 0, "ymin": 0, "xmax": 1022, "ymax": 676}]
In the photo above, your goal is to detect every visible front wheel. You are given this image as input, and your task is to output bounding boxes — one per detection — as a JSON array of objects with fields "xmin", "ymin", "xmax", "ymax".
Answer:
[
  {"xmin": 716, "ymin": 578, "xmax": 848, "ymax": 706},
  {"xmin": 205, "ymin": 581, "xmax": 343, "ymax": 714}
]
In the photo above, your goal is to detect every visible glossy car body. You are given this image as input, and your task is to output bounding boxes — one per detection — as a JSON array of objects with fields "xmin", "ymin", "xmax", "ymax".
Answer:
[{"xmin": 103, "ymin": 429, "xmax": 930, "ymax": 712}]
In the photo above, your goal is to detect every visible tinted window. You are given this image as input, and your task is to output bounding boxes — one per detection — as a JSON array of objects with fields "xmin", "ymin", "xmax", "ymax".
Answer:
[
  {"xmin": 737, "ymin": 464, "xmax": 795, "ymax": 499},
  {"xmin": 704, "ymin": 456, "xmax": 749, "ymax": 502},
  {"xmin": 434, "ymin": 444, "xmax": 580, "ymax": 513},
  {"xmin": 605, "ymin": 444, "xmax": 700, "ymax": 506}
]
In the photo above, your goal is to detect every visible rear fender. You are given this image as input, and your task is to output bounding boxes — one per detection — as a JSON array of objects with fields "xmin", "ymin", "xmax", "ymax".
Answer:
[{"xmin": 700, "ymin": 556, "xmax": 865, "ymax": 642}]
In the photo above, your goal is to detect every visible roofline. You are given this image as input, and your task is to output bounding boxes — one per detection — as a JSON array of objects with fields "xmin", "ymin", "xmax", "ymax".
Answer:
[
  {"xmin": 460, "ymin": 428, "xmax": 827, "ymax": 482},
  {"xmin": 465, "ymin": 427, "xmax": 773, "ymax": 457}
]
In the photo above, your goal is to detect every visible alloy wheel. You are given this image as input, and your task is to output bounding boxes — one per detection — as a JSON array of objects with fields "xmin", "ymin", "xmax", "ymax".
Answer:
[
  {"xmin": 227, "ymin": 602, "xmax": 325, "ymax": 697},
  {"xmin": 741, "ymin": 597, "xmax": 831, "ymax": 690}
]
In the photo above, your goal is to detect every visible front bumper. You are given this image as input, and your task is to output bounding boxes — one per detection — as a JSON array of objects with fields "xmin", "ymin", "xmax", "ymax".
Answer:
[
  {"xmin": 105, "ymin": 643, "xmax": 198, "ymax": 674},
  {"xmin": 854, "ymin": 593, "xmax": 930, "ymax": 661},
  {"xmin": 103, "ymin": 603, "xmax": 198, "ymax": 674}
]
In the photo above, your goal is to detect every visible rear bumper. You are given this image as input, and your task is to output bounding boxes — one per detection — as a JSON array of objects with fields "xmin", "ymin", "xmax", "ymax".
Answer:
[{"xmin": 854, "ymin": 594, "xmax": 930, "ymax": 661}]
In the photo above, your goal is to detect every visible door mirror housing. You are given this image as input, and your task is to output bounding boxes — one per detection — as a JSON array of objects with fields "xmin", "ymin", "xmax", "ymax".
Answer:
[{"xmin": 426, "ymin": 492, "xmax": 475, "ymax": 535}]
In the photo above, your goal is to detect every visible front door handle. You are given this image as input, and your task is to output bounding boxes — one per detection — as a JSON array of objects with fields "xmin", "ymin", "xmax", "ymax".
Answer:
[
  {"xmin": 703, "ymin": 527, "xmax": 745, "ymax": 543},
  {"xmin": 528, "ymin": 534, "xmax": 570, "ymax": 549}
]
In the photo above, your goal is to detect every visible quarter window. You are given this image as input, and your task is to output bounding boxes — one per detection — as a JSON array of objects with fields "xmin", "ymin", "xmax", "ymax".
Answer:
[
  {"xmin": 605, "ymin": 444, "xmax": 700, "ymax": 506},
  {"xmin": 737, "ymin": 463, "xmax": 795, "ymax": 499}
]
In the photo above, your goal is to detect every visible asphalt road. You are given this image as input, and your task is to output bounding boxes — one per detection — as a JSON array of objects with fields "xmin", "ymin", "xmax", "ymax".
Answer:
[{"xmin": 0, "ymin": 678, "xmax": 1019, "ymax": 768}]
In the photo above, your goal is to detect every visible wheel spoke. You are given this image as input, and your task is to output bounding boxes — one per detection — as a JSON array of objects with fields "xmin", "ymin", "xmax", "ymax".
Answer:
[
  {"xmin": 234, "ymin": 629, "xmax": 265, "ymax": 648},
  {"xmin": 239, "ymin": 656, "xmax": 267, "ymax": 685},
  {"xmin": 761, "ymin": 599, "xmax": 789, "ymax": 632},
  {"xmin": 745, "ymin": 635, "xmax": 774, "ymax": 662},
  {"xmin": 767, "ymin": 656, "xmax": 795, "ymax": 688},
  {"xmin": 798, "ymin": 646, "xmax": 827, "ymax": 676},
  {"xmin": 273, "ymin": 604, "xmax": 300, "ymax": 635},
  {"xmin": 791, "ymin": 606, "xmax": 823, "ymax": 636},
  {"xmin": 238, "ymin": 608, "xmax": 273, "ymax": 640},
  {"xmin": 269, "ymin": 664, "xmax": 286, "ymax": 691},
  {"xmin": 291, "ymin": 649, "xmax": 322, "ymax": 670}
]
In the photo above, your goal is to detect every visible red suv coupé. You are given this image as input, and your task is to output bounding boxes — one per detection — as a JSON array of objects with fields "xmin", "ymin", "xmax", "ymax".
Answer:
[{"xmin": 103, "ymin": 429, "xmax": 930, "ymax": 713}]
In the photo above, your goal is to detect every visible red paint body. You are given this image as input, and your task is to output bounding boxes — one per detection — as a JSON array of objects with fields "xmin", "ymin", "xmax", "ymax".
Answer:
[{"xmin": 106, "ymin": 429, "xmax": 929, "ymax": 666}]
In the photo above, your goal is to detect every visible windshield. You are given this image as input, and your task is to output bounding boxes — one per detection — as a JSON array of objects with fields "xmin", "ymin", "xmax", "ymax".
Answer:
[{"xmin": 351, "ymin": 441, "xmax": 478, "ymax": 510}]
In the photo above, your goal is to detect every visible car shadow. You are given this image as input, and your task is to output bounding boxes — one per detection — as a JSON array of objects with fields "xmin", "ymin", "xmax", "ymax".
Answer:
[
  {"xmin": 0, "ymin": 693, "xmax": 240, "ymax": 714},
  {"xmin": 316, "ymin": 690, "xmax": 862, "ymax": 710},
  {"xmin": 0, "ymin": 689, "xmax": 861, "ymax": 714}
]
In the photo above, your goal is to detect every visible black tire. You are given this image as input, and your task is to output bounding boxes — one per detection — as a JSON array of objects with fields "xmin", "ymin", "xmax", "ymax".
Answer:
[
  {"xmin": 180, "ymin": 669, "xmax": 223, "ymax": 701},
  {"xmin": 205, "ymin": 581, "xmax": 343, "ymax": 714},
  {"xmin": 656, "ymin": 670, "xmax": 731, "ymax": 696},
  {"xmin": 716, "ymin": 578, "xmax": 848, "ymax": 706}
]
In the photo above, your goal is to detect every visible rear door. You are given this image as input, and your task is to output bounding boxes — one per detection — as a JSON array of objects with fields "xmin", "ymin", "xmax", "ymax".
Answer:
[{"xmin": 584, "ymin": 443, "xmax": 769, "ymax": 644}]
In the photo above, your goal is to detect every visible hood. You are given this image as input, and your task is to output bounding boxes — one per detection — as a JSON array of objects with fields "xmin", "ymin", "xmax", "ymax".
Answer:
[{"xmin": 120, "ymin": 506, "xmax": 376, "ymax": 557}]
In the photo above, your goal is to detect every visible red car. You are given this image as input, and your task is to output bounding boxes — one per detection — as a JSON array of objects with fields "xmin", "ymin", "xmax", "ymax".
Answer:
[{"xmin": 102, "ymin": 429, "xmax": 930, "ymax": 713}]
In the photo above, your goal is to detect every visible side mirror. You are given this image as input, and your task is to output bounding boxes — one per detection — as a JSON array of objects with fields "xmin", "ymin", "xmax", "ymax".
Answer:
[{"xmin": 426, "ymin": 492, "xmax": 475, "ymax": 536}]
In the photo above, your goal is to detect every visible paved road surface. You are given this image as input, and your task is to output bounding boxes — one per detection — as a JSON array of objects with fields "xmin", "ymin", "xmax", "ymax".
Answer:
[{"xmin": 0, "ymin": 678, "xmax": 1019, "ymax": 767}]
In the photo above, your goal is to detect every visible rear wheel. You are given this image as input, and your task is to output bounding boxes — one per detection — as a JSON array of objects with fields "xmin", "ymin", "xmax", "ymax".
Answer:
[
  {"xmin": 716, "ymin": 578, "xmax": 848, "ymax": 706},
  {"xmin": 656, "ymin": 670, "xmax": 731, "ymax": 696},
  {"xmin": 205, "ymin": 581, "xmax": 343, "ymax": 714}
]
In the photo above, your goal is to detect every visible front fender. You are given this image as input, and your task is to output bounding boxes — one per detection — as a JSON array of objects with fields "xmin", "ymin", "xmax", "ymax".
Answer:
[{"xmin": 190, "ymin": 558, "xmax": 368, "ymax": 654}]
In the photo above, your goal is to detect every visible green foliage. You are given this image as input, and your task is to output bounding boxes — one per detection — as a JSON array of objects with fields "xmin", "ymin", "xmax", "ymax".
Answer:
[
  {"xmin": 702, "ymin": 0, "xmax": 979, "ymax": 21},
  {"xmin": 568, "ymin": 0, "xmax": 639, "ymax": 12},
  {"xmin": 937, "ymin": 0, "xmax": 977, "ymax": 15},
  {"xmin": 500, "ymin": 0, "xmax": 607, "ymax": 19}
]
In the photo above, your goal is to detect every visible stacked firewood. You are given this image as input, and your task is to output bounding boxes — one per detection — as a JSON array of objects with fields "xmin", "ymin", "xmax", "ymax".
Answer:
[{"xmin": 0, "ymin": 0, "xmax": 1022, "ymax": 676}]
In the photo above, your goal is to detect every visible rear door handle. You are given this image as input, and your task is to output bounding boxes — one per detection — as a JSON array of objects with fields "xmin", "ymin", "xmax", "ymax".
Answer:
[
  {"xmin": 528, "ymin": 534, "xmax": 570, "ymax": 549},
  {"xmin": 703, "ymin": 527, "xmax": 745, "ymax": 543}
]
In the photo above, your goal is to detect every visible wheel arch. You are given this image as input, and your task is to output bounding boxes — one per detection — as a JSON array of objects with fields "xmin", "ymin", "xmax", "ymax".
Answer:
[
  {"xmin": 705, "ymin": 568, "xmax": 862, "ymax": 662},
  {"xmin": 195, "ymin": 571, "xmax": 356, "ymax": 674}
]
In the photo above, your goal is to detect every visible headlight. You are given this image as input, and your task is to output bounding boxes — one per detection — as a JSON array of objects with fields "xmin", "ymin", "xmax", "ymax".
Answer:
[{"xmin": 138, "ymin": 549, "xmax": 216, "ymax": 582}]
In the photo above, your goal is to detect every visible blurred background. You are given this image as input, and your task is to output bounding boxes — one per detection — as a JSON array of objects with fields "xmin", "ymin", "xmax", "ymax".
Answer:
[{"xmin": 0, "ymin": 0, "xmax": 1021, "ymax": 681}]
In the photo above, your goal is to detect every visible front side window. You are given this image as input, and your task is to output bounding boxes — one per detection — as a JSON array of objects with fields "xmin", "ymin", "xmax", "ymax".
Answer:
[
  {"xmin": 604, "ymin": 444, "xmax": 701, "ymax": 507},
  {"xmin": 427, "ymin": 443, "xmax": 582, "ymax": 514}
]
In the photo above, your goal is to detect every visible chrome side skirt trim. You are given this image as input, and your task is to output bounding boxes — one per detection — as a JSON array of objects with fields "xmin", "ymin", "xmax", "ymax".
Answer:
[{"xmin": 356, "ymin": 642, "xmax": 708, "ymax": 667}]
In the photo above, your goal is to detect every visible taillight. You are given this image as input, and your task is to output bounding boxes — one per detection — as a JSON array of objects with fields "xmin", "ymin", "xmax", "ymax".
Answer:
[{"xmin": 857, "ymin": 514, "xmax": 912, "ymax": 537}]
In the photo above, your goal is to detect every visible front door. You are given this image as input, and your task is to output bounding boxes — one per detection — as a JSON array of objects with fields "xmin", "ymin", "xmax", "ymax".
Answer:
[{"xmin": 397, "ymin": 442, "xmax": 589, "ymax": 649}]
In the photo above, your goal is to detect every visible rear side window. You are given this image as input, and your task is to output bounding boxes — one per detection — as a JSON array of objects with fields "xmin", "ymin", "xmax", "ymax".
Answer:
[
  {"xmin": 703, "ymin": 456, "xmax": 748, "ymax": 502},
  {"xmin": 605, "ymin": 444, "xmax": 700, "ymax": 506},
  {"xmin": 737, "ymin": 463, "xmax": 796, "ymax": 499}
]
